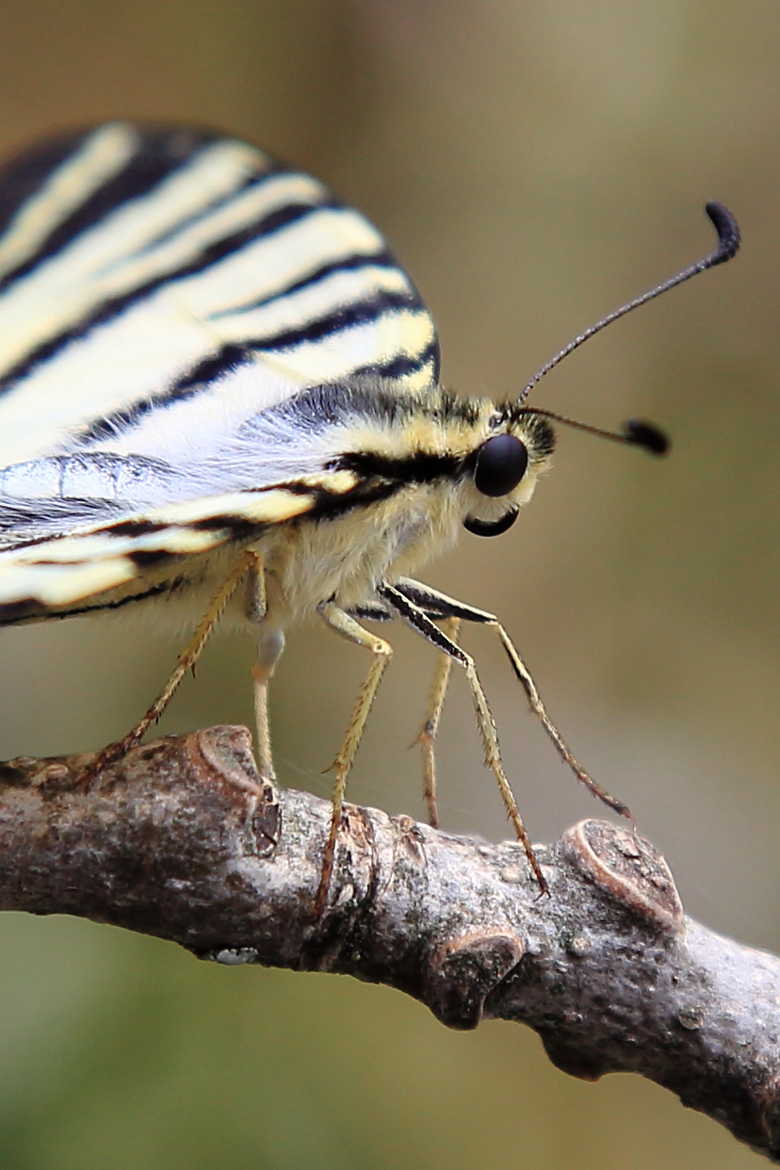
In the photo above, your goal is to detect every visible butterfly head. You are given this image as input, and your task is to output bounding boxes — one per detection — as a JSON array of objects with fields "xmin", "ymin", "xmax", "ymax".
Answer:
[{"xmin": 460, "ymin": 407, "xmax": 556, "ymax": 537}]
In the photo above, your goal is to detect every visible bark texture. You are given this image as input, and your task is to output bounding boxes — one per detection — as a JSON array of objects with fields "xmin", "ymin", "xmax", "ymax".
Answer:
[{"xmin": 0, "ymin": 725, "xmax": 777, "ymax": 1159}]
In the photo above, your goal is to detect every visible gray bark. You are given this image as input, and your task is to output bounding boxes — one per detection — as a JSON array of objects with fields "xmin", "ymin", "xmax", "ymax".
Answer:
[{"xmin": 0, "ymin": 725, "xmax": 777, "ymax": 1159}]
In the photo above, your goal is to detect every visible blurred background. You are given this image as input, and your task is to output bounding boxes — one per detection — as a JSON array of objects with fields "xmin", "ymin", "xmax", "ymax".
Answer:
[{"xmin": 0, "ymin": 1, "xmax": 777, "ymax": 1167}]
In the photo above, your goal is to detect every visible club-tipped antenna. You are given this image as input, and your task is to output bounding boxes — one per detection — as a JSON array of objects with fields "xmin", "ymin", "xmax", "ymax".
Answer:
[
  {"xmin": 519, "ymin": 201, "xmax": 741, "ymax": 403},
  {"xmin": 519, "ymin": 408, "xmax": 670, "ymax": 455}
]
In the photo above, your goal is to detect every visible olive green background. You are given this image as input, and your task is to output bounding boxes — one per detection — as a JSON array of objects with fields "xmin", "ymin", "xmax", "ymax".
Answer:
[{"xmin": 0, "ymin": 3, "xmax": 777, "ymax": 1167}]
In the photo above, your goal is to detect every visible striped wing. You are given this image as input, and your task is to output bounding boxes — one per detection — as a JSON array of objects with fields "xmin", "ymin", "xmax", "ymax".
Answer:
[
  {"xmin": 0, "ymin": 122, "xmax": 438, "ymax": 469},
  {"xmin": 0, "ymin": 470, "xmax": 362, "ymax": 623},
  {"xmin": 0, "ymin": 122, "xmax": 439, "ymax": 620}
]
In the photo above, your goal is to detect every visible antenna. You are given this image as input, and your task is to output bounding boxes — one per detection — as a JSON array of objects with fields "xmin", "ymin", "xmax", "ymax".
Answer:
[
  {"xmin": 519, "ymin": 407, "xmax": 669, "ymax": 455},
  {"xmin": 519, "ymin": 201, "xmax": 741, "ymax": 403}
]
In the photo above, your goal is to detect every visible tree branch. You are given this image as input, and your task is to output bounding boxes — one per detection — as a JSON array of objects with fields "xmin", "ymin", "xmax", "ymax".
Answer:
[{"xmin": 0, "ymin": 726, "xmax": 777, "ymax": 1159}]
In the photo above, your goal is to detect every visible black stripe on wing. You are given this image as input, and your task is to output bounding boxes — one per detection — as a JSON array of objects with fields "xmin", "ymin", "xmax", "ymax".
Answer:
[
  {"xmin": 0, "ymin": 577, "xmax": 183, "ymax": 625},
  {"xmin": 0, "ymin": 126, "xmax": 233, "ymax": 292},
  {"xmin": 0, "ymin": 131, "xmax": 86, "ymax": 237},
  {"xmin": 0, "ymin": 199, "xmax": 336, "ymax": 396},
  {"xmin": 247, "ymin": 289, "xmax": 425, "ymax": 353},
  {"xmin": 348, "ymin": 338, "xmax": 441, "ymax": 384},
  {"xmin": 71, "ymin": 343, "xmax": 257, "ymax": 445}
]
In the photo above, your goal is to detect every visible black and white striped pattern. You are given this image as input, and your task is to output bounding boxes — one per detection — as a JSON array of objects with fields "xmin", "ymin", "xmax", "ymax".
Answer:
[
  {"xmin": 0, "ymin": 122, "xmax": 439, "ymax": 468},
  {"xmin": 0, "ymin": 123, "xmax": 441, "ymax": 618}
]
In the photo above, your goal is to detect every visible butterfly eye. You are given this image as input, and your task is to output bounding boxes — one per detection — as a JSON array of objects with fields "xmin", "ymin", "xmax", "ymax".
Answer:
[{"xmin": 473, "ymin": 434, "xmax": 528, "ymax": 497}]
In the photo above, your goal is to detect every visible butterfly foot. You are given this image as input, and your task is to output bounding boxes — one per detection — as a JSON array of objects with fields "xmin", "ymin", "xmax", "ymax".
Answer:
[
  {"xmin": 74, "ymin": 730, "xmax": 144, "ymax": 789},
  {"xmin": 313, "ymin": 796, "xmax": 348, "ymax": 916}
]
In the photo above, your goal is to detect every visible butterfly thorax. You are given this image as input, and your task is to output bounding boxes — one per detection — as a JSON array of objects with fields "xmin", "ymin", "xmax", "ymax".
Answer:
[{"xmin": 247, "ymin": 388, "xmax": 555, "ymax": 625}]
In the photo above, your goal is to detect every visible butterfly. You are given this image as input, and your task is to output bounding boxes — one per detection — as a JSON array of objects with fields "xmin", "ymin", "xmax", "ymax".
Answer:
[{"xmin": 0, "ymin": 122, "xmax": 740, "ymax": 910}]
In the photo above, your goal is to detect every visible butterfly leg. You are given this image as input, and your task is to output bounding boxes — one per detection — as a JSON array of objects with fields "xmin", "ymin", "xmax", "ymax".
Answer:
[
  {"xmin": 377, "ymin": 581, "xmax": 547, "ymax": 892},
  {"xmin": 84, "ymin": 551, "xmax": 257, "ymax": 780},
  {"xmin": 349, "ymin": 599, "xmax": 458, "ymax": 826},
  {"xmin": 246, "ymin": 553, "xmax": 285, "ymax": 781},
  {"xmin": 316, "ymin": 601, "xmax": 393, "ymax": 913},
  {"xmin": 414, "ymin": 616, "xmax": 461, "ymax": 828},
  {"xmin": 393, "ymin": 577, "xmax": 630, "ymax": 818}
]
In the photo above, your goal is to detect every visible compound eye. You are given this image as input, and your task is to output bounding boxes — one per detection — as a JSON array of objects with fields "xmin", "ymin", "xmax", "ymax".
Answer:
[{"xmin": 474, "ymin": 434, "xmax": 528, "ymax": 497}]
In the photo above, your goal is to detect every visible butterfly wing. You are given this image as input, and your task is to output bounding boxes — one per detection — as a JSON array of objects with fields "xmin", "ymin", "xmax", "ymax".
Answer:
[
  {"xmin": 0, "ymin": 468, "xmax": 365, "ymax": 624},
  {"xmin": 0, "ymin": 123, "xmax": 439, "ymax": 618},
  {"xmin": 0, "ymin": 121, "xmax": 439, "ymax": 469}
]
